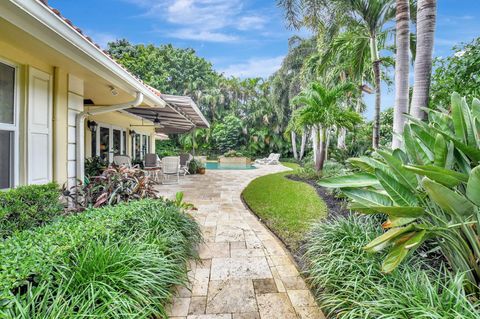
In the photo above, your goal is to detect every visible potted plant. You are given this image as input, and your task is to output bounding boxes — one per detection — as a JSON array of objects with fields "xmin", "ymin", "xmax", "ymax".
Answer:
[{"xmin": 197, "ymin": 161, "xmax": 206, "ymax": 174}]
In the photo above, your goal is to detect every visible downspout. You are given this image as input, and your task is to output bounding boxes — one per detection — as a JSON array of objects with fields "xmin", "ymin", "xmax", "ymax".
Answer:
[{"xmin": 75, "ymin": 92, "xmax": 144, "ymax": 183}]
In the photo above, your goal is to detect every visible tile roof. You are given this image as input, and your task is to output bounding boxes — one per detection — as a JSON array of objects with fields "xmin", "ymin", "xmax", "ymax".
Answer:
[{"xmin": 36, "ymin": 0, "xmax": 161, "ymax": 97}]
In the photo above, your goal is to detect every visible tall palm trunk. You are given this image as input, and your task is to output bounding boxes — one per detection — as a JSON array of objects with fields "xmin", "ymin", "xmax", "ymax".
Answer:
[
  {"xmin": 299, "ymin": 130, "xmax": 307, "ymax": 160},
  {"xmin": 291, "ymin": 131, "xmax": 298, "ymax": 160},
  {"xmin": 370, "ymin": 35, "xmax": 382, "ymax": 149},
  {"xmin": 410, "ymin": 0, "xmax": 437, "ymax": 120},
  {"xmin": 312, "ymin": 125, "xmax": 322, "ymax": 171},
  {"xmin": 392, "ymin": 0, "xmax": 410, "ymax": 149},
  {"xmin": 317, "ymin": 126, "xmax": 327, "ymax": 172},
  {"xmin": 337, "ymin": 127, "xmax": 347, "ymax": 149}
]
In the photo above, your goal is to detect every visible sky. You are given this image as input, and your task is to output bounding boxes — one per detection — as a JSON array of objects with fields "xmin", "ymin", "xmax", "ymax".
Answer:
[{"xmin": 49, "ymin": 0, "xmax": 480, "ymax": 119}]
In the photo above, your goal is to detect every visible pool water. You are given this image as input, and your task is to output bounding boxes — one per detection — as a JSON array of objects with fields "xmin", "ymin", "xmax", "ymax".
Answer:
[{"xmin": 205, "ymin": 162, "xmax": 257, "ymax": 170}]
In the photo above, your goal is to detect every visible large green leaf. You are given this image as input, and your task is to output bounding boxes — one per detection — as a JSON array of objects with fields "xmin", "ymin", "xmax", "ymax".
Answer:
[
  {"xmin": 430, "ymin": 126, "xmax": 480, "ymax": 162},
  {"xmin": 382, "ymin": 217, "xmax": 417, "ymax": 228},
  {"xmin": 451, "ymin": 92, "xmax": 468, "ymax": 143},
  {"xmin": 347, "ymin": 157, "xmax": 388, "ymax": 174},
  {"xmin": 433, "ymin": 133, "xmax": 447, "ymax": 168},
  {"xmin": 349, "ymin": 203, "xmax": 424, "ymax": 218},
  {"xmin": 405, "ymin": 165, "xmax": 468, "ymax": 188},
  {"xmin": 411, "ymin": 123, "xmax": 436, "ymax": 153},
  {"xmin": 422, "ymin": 178, "xmax": 474, "ymax": 217},
  {"xmin": 377, "ymin": 150, "xmax": 418, "ymax": 190},
  {"xmin": 472, "ymin": 98, "xmax": 480, "ymax": 119},
  {"xmin": 403, "ymin": 125, "xmax": 430, "ymax": 165},
  {"xmin": 364, "ymin": 225, "xmax": 415, "ymax": 253},
  {"xmin": 466, "ymin": 165, "xmax": 480, "ymax": 206},
  {"xmin": 342, "ymin": 188, "xmax": 393, "ymax": 207},
  {"xmin": 317, "ymin": 173, "xmax": 379, "ymax": 188},
  {"xmin": 382, "ymin": 230, "xmax": 427, "ymax": 273},
  {"xmin": 375, "ymin": 169, "xmax": 418, "ymax": 206}
]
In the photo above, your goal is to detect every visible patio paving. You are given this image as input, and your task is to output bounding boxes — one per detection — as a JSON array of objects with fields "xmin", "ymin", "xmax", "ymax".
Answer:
[{"xmin": 156, "ymin": 165, "xmax": 325, "ymax": 319}]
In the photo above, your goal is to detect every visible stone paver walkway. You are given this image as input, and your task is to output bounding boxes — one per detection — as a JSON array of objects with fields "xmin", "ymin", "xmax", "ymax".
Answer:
[{"xmin": 156, "ymin": 165, "xmax": 325, "ymax": 319}]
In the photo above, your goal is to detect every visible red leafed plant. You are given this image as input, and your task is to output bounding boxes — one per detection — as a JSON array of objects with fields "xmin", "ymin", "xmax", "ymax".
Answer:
[{"xmin": 63, "ymin": 166, "xmax": 159, "ymax": 211}]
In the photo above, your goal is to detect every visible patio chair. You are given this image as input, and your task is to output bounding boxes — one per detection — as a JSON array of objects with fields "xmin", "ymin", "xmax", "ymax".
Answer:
[
  {"xmin": 113, "ymin": 155, "xmax": 138, "ymax": 168},
  {"xmin": 255, "ymin": 153, "xmax": 275, "ymax": 165},
  {"xmin": 265, "ymin": 153, "xmax": 281, "ymax": 165},
  {"xmin": 179, "ymin": 153, "xmax": 193, "ymax": 176},
  {"xmin": 144, "ymin": 153, "xmax": 161, "ymax": 182},
  {"xmin": 161, "ymin": 156, "xmax": 180, "ymax": 184}
]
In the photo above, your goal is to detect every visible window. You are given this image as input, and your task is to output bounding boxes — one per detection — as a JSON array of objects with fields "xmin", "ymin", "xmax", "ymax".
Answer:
[
  {"xmin": 92, "ymin": 124, "xmax": 126, "ymax": 163},
  {"xmin": 131, "ymin": 132, "xmax": 150, "ymax": 160},
  {"xmin": 0, "ymin": 61, "xmax": 17, "ymax": 189}
]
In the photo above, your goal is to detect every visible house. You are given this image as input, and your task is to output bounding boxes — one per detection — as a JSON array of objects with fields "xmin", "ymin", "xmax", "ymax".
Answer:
[{"xmin": 0, "ymin": 0, "xmax": 209, "ymax": 189}]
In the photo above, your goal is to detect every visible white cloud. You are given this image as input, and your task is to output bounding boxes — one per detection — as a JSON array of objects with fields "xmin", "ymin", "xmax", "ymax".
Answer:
[
  {"xmin": 170, "ymin": 29, "xmax": 239, "ymax": 42},
  {"xmin": 237, "ymin": 16, "xmax": 267, "ymax": 31},
  {"xmin": 124, "ymin": 0, "xmax": 269, "ymax": 42},
  {"xmin": 219, "ymin": 56, "xmax": 284, "ymax": 79}
]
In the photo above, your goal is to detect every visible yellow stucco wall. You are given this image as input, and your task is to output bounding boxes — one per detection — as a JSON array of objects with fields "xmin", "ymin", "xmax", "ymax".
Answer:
[
  {"xmin": 85, "ymin": 111, "xmax": 156, "ymax": 158},
  {"xmin": 1, "ymin": 40, "xmax": 156, "ymax": 188}
]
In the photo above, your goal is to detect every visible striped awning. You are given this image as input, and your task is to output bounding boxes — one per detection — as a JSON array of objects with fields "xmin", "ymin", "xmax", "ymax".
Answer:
[{"xmin": 127, "ymin": 94, "xmax": 209, "ymax": 134}]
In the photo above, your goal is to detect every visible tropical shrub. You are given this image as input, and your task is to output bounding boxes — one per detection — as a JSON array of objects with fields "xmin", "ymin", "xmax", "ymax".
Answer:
[
  {"xmin": 1, "ymin": 199, "xmax": 202, "ymax": 317},
  {"xmin": 84, "ymin": 156, "xmax": 107, "ymax": 177},
  {"xmin": 305, "ymin": 216, "xmax": 480, "ymax": 318},
  {"xmin": 0, "ymin": 183, "xmax": 63, "ymax": 238},
  {"xmin": 211, "ymin": 115, "xmax": 243, "ymax": 153},
  {"xmin": 63, "ymin": 166, "xmax": 158, "ymax": 210},
  {"xmin": 223, "ymin": 150, "xmax": 243, "ymax": 157},
  {"xmin": 318, "ymin": 93, "xmax": 480, "ymax": 292},
  {"xmin": 155, "ymin": 139, "xmax": 180, "ymax": 158},
  {"xmin": 188, "ymin": 159, "xmax": 204, "ymax": 174},
  {"xmin": 431, "ymin": 37, "xmax": 480, "ymax": 108}
]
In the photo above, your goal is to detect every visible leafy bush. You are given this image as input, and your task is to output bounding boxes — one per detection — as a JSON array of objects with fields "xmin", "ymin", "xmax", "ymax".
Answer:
[
  {"xmin": 0, "ymin": 183, "xmax": 63, "ymax": 238},
  {"xmin": 211, "ymin": 115, "xmax": 243, "ymax": 153},
  {"xmin": 155, "ymin": 139, "xmax": 180, "ymax": 158},
  {"xmin": 64, "ymin": 166, "xmax": 158, "ymax": 210},
  {"xmin": 318, "ymin": 93, "xmax": 480, "ymax": 292},
  {"xmin": 431, "ymin": 37, "xmax": 480, "ymax": 108},
  {"xmin": 1, "ymin": 199, "xmax": 202, "ymax": 317},
  {"xmin": 188, "ymin": 159, "xmax": 204, "ymax": 174},
  {"xmin": 223, "ymin": 150, "xmax": 243, "ymax": 157},
  {"xmin": 84, "ymin": 156, "xmax": 107, "ymax": 177},
  {"xmin": 305, "ymin": 216, "xmax": 480, "ymax": 318}
]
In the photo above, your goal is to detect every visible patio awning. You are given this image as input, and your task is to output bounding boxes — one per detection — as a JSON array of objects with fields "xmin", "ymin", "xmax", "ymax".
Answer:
[{"xmin": 126, "ymin": 94, "xmax": 210, "ymax": 134}]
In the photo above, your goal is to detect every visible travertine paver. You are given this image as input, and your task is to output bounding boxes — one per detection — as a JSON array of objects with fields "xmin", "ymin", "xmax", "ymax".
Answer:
[{"xmin": 158, "ymin": 165, "xmax": 325, "ymax": 319}]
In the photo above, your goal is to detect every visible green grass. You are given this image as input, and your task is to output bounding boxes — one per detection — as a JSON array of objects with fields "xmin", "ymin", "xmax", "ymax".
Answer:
[{"xmin": 242, "ymin": 162, "xmax": 327, "ymax": 250}]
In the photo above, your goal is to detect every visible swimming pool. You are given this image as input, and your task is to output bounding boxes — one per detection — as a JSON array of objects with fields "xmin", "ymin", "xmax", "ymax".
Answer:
[{"xmin": 205, "ymin": 162, "xmax": 257, "ymax": 170}]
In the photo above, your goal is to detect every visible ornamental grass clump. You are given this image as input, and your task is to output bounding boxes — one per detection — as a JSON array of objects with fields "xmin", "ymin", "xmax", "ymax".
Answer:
[
  {"xmin": 1, "ymin": 199, "xmax": 202, "ymax": 318},
  {"xmin": 305, "ymin": 216, "xmax": 480, "ymax": 318}
]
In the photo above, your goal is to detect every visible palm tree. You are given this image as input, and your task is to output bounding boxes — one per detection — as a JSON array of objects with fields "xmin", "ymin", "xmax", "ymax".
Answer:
[
  {"xmin": 392, "ymin": 0, "xmax": 410, "ymax": 148},
  {"xmin": 279, "ymin": 0, "xmax": 395, "ymax": 149},
  {"xmin": 410, "ymin": 0, "xmax": 437, "ymax": 119},
  {"xmin": 292, "ymin": 82, "xmax": 362, "ymax": 171}
]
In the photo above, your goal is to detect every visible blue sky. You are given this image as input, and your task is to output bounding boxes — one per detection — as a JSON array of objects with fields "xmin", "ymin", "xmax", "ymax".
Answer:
[{"xmin": 49, "ymin": 0, "xmax": 480, "ymax": 118}]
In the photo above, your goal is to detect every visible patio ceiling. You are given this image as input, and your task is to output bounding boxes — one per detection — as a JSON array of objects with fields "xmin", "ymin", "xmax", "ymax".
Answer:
[{"xmin": 126, "ymin": 94, "xmax": 210, "ymax": 134}]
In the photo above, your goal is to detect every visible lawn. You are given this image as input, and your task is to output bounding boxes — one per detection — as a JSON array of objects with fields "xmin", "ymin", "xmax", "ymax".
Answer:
[{"xmin": 242, "ymin": 162, "xmax": 327, "ymax": 250}]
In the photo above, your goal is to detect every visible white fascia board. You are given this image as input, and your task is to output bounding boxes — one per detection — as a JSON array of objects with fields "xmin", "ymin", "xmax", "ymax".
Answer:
[{"xmin": 2, "ymin": 0, "xmax": 166, "ymax": 108}]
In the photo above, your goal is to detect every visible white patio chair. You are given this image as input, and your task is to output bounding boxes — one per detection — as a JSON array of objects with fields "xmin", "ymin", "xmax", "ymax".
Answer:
[
  {"xmin": 161, "ymin": 156, "xmax": 180, "ymax": 184},
  {"xmin": 144, "ymin": 153, "xmax": 161, "ymax": 182},
  {"xmin": 265, "ymin": 153, "xmax": 281, "ymax": 165},
  {"xmin": 179, "ymin": 153, "xmax": 193, "ymax": 176},
  {"xmin": 255, "ymin": 153, "xmax": 275, "ymax": 165},
  {"xmin": 113, "ymin": 155, "xmax": 138, "ymax": 168}
]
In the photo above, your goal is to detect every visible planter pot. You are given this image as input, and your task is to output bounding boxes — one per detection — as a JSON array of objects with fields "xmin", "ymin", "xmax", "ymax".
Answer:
[{"xmin": 197, "ymin": 167, "xmax": 206, "ymax": 174}]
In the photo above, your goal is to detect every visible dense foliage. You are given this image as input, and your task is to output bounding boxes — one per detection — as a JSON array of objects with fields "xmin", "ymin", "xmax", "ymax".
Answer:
[
  {"xmin": 319, "ymin": 93, "xmax": 480, "ymax": 293},
  {"xmin": 64, "ymin": 166, "xmax": 158, "ymax": 210},
  {"xmin": 305, "ymin": 216, "xmax": 480, "ymax": 318},
  {"xmin": 0, "ymin": 183, "xmax": 63, "ymax": 238},
  {"xmin": 431, "ymin": 37, "xmax": 480, "ymax": 107},
  {"xmin": 0, "ymin": 199, "xmax": 201, "ymax": 318}
]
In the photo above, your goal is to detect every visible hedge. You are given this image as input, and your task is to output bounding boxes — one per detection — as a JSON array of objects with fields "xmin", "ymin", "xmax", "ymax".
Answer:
[
  {"xmin": 0, "ymin": 183, "xmax": 63, "ymax": 238},
  {"xmin": 0, "ymin": 199, "xmax": 202, "ymax": 317}
]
